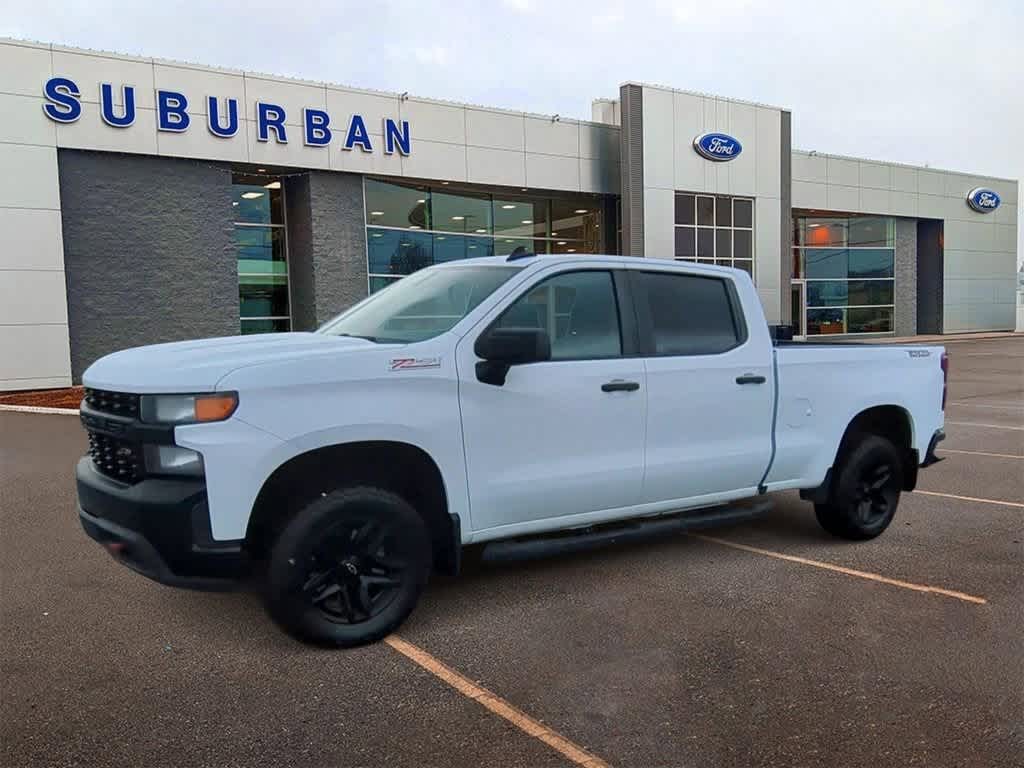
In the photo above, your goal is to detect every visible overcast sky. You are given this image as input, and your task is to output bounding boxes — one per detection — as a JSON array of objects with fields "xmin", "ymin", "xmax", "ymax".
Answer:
[{"xmin": 4, "ymin": 0, "xmax": 1021, "ymax": 265}]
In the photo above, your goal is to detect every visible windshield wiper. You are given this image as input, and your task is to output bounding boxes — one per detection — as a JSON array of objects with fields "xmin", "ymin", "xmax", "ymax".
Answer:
[{"xmin": 333, "ymin": 333, "xmax": 379, "ymax": 342}]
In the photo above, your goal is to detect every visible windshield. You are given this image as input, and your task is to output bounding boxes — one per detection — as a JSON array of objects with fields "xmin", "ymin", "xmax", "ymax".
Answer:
[{"xmin": 318, "ymin": 265, "xmax": 523, "ymax": 344}]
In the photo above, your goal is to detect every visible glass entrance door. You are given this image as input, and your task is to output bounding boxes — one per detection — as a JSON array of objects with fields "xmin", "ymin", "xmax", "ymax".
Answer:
[{"xmin": 790, "ymin": 281, "xmax": 806, "ymax": 339}]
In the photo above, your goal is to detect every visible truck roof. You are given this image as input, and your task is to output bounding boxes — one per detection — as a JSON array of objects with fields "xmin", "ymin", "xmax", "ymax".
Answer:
[{"xmin": 433, "ymin": 252, "xmax": 748, "ymax": 279}]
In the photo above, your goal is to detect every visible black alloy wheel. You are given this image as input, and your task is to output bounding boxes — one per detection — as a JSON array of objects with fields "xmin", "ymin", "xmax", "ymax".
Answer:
[
  {"xmin": 300, "ymin": 516, "xmax": 407, "ymax": 625},
  {"xmin": 266, "ymin": 487, "xmax": 431, "ymax": 646},
  {"xmin": 815, "ymin": 434, "xmax": 903, "ymax": 540}
]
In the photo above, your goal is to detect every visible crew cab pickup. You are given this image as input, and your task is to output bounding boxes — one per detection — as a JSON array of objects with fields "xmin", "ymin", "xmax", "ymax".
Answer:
[{"xmin": 77, "ymin": 255, "xmax": 947, "ymax": 646}]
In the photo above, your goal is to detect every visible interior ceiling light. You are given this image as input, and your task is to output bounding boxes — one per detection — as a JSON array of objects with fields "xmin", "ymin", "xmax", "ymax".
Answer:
[
  {"xmin": 263, "ymin": 181, "xmax": 281, "ymax": 189},
  {"xmin": 521, "ymin": 219, "xmax": 532, "ymax": 224},
  {"xmin": 409, "ymin": 225, "xmax": 421, "ymax": 229},
  {"xmin": 241, "ymin": 192, "xmax": 264, "ymax": 199},
  {"xmin": 501, "ymin": 204, "xmax": 516, "ymax": 210},
  {"xmin": 257, "ymin": 168, "xmax": 267, "ymax": 172},
  {"xmin": 451, "ymin": 215, "xmax": 465, "ymax": 221},
  {"xmin": 475, "ymin": 228, "xmax": 486, "ymax": 233},
  {"xmin": 567, "ymin": 248, "xmax": 576, "ymax": 252},
  {"xmin": 370, "ymin": 211, "xmax": 384, "ymax": 216},
  {"xmin": 231, "ymin": 202, "xmax": 238, "ymax": 206},
  {"xmin": 808, "ymin": 223, "xmax": 821, "ymax": 228},
  {"xmin": 437, "ymin": 236, "xmax": 446, "ymax": 240},
  {"xmin": 441, "ymin": 181, "xmax": 450, "ymax": 185},
  {"xmin": 416, "ymin": 198, "xmax": 426, "ymax": 204},
  {"xmin": 371, "ymin": 233, "xmax": 382, "ymax": 238},
  {"xmin": 557, "ymin": 241, "xmax": 567, "ymax": 245},
  {"xmin": 574, "ymin": 209, "xmax": 588, "ymax": 214},
  {"xmin": 551, "ymin": 232, "xmax": 558, "ymax": 236}
]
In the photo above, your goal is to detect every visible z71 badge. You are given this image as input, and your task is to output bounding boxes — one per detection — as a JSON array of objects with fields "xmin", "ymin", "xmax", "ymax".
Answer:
[{"xmin": 389, "ymin": 357, "xmax": 441, "ymax": 371}]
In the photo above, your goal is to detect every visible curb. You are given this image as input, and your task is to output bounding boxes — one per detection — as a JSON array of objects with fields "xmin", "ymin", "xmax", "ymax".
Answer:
[{"xmin": 0, "ymin": 404, "xmax": 80, "ymax": 415}]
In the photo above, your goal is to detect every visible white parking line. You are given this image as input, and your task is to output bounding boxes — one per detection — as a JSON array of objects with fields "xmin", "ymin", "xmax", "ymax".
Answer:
[
  {"xmin": 946, "ymin": 420, "xmax": 1024, "ymax": 432},
  {"xmin": 939, "ymin": 448, "xmax": 1024, "ymax": 460},
  {"xmin": 948, "ymin": 401, "xmax": 1024, "ymax": 411},
  {"xmin": 0, "ymin": 404, "xmax": 79, "ymax": 415},
  {"xmin": 912, "ymin": 489, "xmax": 1024, "ymax": 509}
]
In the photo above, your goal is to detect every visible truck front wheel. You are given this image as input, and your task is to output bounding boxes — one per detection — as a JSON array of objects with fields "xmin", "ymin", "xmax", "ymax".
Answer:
[
  {"xmin": 265, "ymin": 487, "xmax": 431, "ymax": 647},
  {"xmin": 814, "ymin": 434, "xmax": 903, "ymax": 540}
]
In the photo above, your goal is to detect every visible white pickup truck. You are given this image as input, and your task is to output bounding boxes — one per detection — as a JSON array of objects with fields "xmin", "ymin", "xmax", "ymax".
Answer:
[{"xmin": 77, "ymin": 254, "xmax": 947, "ymax": 646}]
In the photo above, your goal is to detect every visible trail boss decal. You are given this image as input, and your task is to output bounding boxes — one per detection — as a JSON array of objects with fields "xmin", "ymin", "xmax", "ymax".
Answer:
[{"xmin": 389, "ymin": 357, "xmax": 441, "ymax": 371}]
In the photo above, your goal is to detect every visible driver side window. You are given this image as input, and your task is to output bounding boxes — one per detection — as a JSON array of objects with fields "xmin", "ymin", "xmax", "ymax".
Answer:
[{"xmin": 493, "ymin": 270, "xmax": 622, "ymax": 360}]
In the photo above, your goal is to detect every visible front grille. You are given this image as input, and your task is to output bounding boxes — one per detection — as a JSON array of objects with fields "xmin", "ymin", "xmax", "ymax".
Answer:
[
  {"xmin": 87, "ymin": 431, "xmax": 143, "ymax": 484},
  {"xmin": 83, "ymin": 388, "xmax": 141, "ymax": 419}
]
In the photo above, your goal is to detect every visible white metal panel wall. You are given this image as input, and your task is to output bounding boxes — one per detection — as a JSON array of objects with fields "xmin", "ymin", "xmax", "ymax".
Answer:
[
  {"xmin": 23, "ymin": 41, "xmax": 621, "ymax": 196},
  {"xmin": 638, "ymin": 83, "xmax": 785, "ymax": 322},
  {"xmin": 792, "ymin": 150, "xmax": 1019, "ymax": 332},
  {"xmin": 0, "ymin": 40, "xmax": 71, "ymax": 390}
]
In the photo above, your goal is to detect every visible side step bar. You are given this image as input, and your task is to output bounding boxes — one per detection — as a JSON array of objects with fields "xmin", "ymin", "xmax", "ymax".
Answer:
[{"xmin": 481, "ymin": 501, "xmax": 772, "ymax": 564}]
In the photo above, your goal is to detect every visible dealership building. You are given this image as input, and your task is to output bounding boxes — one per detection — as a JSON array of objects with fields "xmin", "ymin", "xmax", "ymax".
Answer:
[{"xmin": 0, "ymin": 37, "xmax": 1019, "ymax": 390}]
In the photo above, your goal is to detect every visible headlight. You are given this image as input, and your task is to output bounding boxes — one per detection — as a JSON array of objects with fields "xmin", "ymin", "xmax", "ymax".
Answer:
[
  {"xmin": 140, "ymin": 392, "xmax": 238, "ymax": 425},
  {"xmin": 143, "ymin": 444, "xmax": 204, "ymax": 476}
]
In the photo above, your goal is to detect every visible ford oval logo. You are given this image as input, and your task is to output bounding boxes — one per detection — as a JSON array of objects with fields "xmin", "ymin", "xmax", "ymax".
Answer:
[
  {"xmin": 693, "ymin": 132, "xmax": 742, "ymax": 162},
  {"xmin": 966, "ymin": 187, "xmax": 1000, "ymax": 213}
]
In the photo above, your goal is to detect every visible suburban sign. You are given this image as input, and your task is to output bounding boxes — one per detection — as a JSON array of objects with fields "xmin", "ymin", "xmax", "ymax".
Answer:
[
  {"xmin": 966, "ymin": 187, "xmax": 1001, "ymax": 213},
  {"xmin": 41, "ymin": 76, "xmax": 412, "ymax": 155},
  {"xmin": 693, "ymin": 132, "xmax": 742, "ymax": 162}
]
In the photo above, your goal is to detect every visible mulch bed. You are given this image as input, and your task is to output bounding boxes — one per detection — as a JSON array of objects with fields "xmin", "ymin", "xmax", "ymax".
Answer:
[{"xmin": 0, "ymin": 386, "xmax": 84, "ymax": 409}]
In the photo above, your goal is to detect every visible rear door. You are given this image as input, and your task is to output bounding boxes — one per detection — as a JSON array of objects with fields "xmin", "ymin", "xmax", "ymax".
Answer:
[
  {"xmin": 630, "ymin": 268, "xmax": 774, "ymax": 503},
  {"xmin": 456, "ymin": 266, "xmax": 647, "ymax": 534}
]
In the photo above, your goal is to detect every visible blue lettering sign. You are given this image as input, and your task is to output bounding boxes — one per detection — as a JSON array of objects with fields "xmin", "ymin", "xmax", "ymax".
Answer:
[
  {"xmin": 344, "ymin": 114, "xmax": 373, "ymax": 152},
  {"xmin": 41, "ymin": 77, "xmax": 413, "ymax": 156},
  {"xmin": 207, "ymin": 97, "xmax": 239, "ymax": 138},
  {"xmin": 966, "ymin": 187, "xmax": 1000, "ymax": 213},
  {"xmin": 156, "ymin": 90, "xmax": 190, "ymax": 132},
  {"xmin": 99, "ymin": 83, "xmax": 136, "ymax": 128},
  {"xmin": 257, "ymin": 103, "xmax": 288, "ymax": 143},
  {"xmin": 384, "ymin": 118, "xmax": 411, "ymax": 155},
  {"xmin": 42, "ymin": 77, "xmax": 82, "ymax": 123},
  {"xmin": 693, "ymin": 132, "xmax": 743, "ymax": 162},
  {"xmin": 303, "ymin": 108, "xmax": 332, "ymax": 146}
]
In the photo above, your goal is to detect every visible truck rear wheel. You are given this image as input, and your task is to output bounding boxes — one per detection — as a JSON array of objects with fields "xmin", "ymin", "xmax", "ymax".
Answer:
[
  {"xmin": 814, "ymin": 434, "xmax": 903, "ymax": 540},
  {"xmin": 265, "ymin": 486, "xmax": 431, "ymax": 647}
]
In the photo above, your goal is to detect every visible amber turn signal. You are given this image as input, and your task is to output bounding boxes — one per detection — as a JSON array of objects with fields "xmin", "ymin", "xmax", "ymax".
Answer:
[{"xmin": 194, "ymin": 393, "xmax": 238, "ymax": 422}]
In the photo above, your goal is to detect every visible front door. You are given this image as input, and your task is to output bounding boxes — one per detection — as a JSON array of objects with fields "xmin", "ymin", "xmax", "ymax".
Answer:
[{"xmin": 456, "ymin": 267, "xmax": 646, "ymax": 534}]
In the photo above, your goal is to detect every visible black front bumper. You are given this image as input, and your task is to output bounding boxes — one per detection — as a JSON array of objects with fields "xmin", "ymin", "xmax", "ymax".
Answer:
[{"xmin": 76, "ymin": 457, "xmax": 247, "ymax": 590}]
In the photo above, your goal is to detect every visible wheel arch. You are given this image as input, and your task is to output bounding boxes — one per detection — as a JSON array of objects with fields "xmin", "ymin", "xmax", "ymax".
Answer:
[
  {"xmin": 802, "ymin": 403, "xmax": 918, "ymax": 503},
  {"xmin": 244, "ymin": 440, "xmax": 459, "ymax": 574}
]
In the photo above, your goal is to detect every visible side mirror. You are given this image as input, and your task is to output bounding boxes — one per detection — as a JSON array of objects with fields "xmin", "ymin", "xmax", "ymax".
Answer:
[{"xmin": 474, "ymin": 327, "xmax": 551, "ymax": 385}]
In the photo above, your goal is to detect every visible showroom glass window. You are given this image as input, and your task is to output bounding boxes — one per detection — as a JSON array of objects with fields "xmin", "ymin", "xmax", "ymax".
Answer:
[
  {"xmin": 233, "ymin": 173, "xmax": 291, "ymax": 334},
  {"xmin": 365, "ymin": 178, "xmax": 611, "ymax": 293},
  {"xmin": 673, "ymin": 193, "xmax": 754, "ymax": 278},
  {"xmin": 793, "ymin": 215, "xmax": 895, "ymax": 335}
]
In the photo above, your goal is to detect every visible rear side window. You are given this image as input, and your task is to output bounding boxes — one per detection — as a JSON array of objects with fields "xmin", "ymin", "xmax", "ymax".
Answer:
[
  {"xmin": 493, "ymin": 270, "xmax": 622, "ymax": 360},
  {"xmin": 633, "ymin": 271, "xmax": 743, "ymax": 356}
]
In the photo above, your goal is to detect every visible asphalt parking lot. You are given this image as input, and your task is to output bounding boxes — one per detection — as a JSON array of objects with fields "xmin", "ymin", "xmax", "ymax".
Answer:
[{"xmin": 2, "ymin": 336, "xmax": 1022, "ymax": 768}]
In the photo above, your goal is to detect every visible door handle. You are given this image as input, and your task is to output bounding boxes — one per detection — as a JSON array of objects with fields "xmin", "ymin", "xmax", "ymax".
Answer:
[
  {"xmin": 735, "ymin": 374, "xmax": 767, "ymax": 385},
  {"xmin": 601, "ymin": 380, "xmax": 640, "ymax": 392}
]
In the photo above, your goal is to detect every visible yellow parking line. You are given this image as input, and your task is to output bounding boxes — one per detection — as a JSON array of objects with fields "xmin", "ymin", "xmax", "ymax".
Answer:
[
  {"xmin": 912, "ymin": 489, "xmax": 1024, "ymax": 509},
  {"xmin": 385, "ymin": 635, "xmax": 611, "ymax": 768},
  {"xmin": 947, "ymin": 420, "xmax": 1024, "ymax": 432},
  {"xmin": 939, "ymin": 448, "xmax": 1023, "ymax": 460},
  {"xmin": 692, "ymin": 534, "xmax": 987, "ymax": 605}
]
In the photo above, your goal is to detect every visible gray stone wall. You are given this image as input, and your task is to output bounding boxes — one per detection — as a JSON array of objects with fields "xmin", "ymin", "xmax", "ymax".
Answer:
[
  {"xmin": 285, "ymin": 171, "xmax": 367, "ymax": 329},
  {"xmin": 894, "ymin": 218, "xmax": 918, "ymax": 337},
  {"xmin": 58, "ymin": 150, "xmax": 237, "ymax": 381}
]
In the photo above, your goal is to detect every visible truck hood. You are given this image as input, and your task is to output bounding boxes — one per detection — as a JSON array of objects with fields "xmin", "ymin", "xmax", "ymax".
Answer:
[{"xmin": 82, "ymin": 333, "xmax": 376, "ymax": 393}]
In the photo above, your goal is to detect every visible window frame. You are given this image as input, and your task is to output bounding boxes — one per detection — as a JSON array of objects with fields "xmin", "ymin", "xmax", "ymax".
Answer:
[
  {"xmin": 233, "ymin": 174, "xmax": 292, "ymax": 334},
  {"xmin": 475, "ymin": 268, "xmax": 638, "ymax": 363},
  {"xmin": 627, "ymin": 268, "xmax": 749, "ymax": 358}
]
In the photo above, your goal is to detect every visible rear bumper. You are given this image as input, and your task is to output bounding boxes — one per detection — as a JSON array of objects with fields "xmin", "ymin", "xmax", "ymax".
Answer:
[
  {"xmin": 921, "ymin": 429, "xmax": 946, "ymax": 468},
  {"xmin": 76, "ymin": 457, "xmax": 247, "ymax": 590}
]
